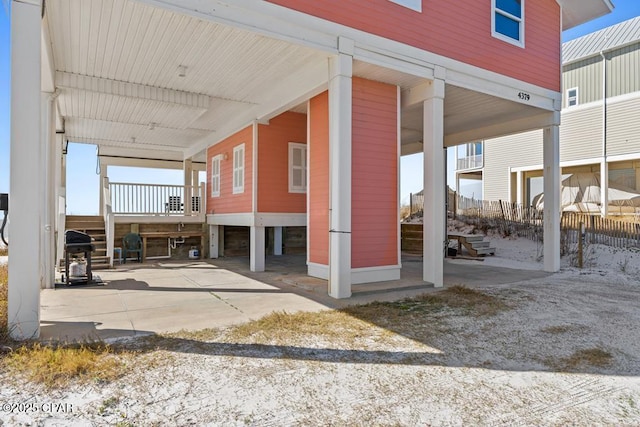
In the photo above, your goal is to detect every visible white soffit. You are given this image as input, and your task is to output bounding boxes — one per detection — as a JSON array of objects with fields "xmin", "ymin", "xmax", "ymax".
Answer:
[{"xmin": 559, "ymin": 0, "xmax": 614, "ymax": 31}]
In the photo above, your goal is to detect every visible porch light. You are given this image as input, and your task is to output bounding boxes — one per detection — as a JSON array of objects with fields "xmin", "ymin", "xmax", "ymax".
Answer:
[
  {"xmin": 148, "ymin": 122, "xmax": 156, "ymax": 131},
  {"xmin": 177, "ymin": 65, "xmax": 187, "ymax": 78}
]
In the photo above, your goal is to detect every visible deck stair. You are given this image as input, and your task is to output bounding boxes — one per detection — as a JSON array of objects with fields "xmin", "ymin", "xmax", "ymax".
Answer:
[
  {"xmin": 59, "ymin": 215, "xmax": 111, "ymax": 270},
  {"xmin": 448, "ymin": 232, "xmax": 496, "ymax": 257}
]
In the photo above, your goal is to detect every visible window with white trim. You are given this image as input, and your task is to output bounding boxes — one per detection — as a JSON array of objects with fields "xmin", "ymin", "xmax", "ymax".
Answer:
[
  {"xmin": 210, "ymin": 155, "xmax": 221, "ymax": 197},
  {"xmin": 492, "ymin": 0, "xmax": 524, "ymax": 47},
  {"xmin": 388, "ymin": 0, "xmax": 421, "ymax": 12},
  {"xmin": 567, "ymin": 88, "xmax": 578, "ymax": 107},
  {"xmin": 233, "ymin": 144, "xmax": 245, "ymax": 194},
  {"xmin": 288, "ymin": 142, "xmax": 307, "ymax": 193}
]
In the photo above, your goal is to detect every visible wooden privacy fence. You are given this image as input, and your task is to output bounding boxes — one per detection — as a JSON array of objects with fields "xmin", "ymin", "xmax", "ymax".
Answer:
[{"xmin": 455, "ymin": 195, "xmax": 640, "ymax": 249}]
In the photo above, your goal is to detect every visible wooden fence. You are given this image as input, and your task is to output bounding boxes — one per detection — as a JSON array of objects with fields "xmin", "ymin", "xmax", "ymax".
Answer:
[{"xmin": 455, "ymin": 195, "xmax": 640, "ymax": 249}]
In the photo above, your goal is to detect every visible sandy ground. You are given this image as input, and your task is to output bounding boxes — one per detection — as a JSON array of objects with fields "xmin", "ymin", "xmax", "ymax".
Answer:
[{"xmin": 2, "ymin": 233, "xmax": 640, "ymax": 426}]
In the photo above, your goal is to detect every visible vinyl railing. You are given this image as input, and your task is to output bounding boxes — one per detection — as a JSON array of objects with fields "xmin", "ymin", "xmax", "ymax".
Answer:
[
  {"xmin": 109, "ymin": 182, "xmax": 204, "ymax": 216},
  {"xmin": 456, "ymin": 154, "xmax": 483, "ymax": 171}
]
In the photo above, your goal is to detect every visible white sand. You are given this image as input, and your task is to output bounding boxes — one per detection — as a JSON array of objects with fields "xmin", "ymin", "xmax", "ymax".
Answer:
[{"xmin": 2, "ymin": 228, "xmax": 640, "ymax": 426}]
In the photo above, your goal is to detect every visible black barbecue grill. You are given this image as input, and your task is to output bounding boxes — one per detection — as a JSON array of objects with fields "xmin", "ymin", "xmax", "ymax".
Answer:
[{"xmin": 64, "ymin": 230, "xmax": 94, "ymax": 285}]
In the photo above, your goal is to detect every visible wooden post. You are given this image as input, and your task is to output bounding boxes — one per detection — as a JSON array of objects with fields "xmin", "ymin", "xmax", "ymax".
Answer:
[
  {"xmin": 410, "ymin": 193, "xmax": 413, "ymax": 215},
  {"xmin": 578, "ymin": 221, "xmax": 584, "ymax": 268},
  {"xmin": 453, "ymin": 191, "xmax": 457, "ymax": 220}
]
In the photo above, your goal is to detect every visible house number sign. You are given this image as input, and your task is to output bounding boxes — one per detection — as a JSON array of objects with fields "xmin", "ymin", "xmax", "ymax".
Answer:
[{"xmin": 517, "ymin": 92, "xmax": 531, "ymax": 101}]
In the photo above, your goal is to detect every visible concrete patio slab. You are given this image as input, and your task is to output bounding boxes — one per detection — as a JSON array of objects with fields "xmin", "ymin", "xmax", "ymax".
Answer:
[{"xmin": 41, "ymin": 255, "xmax": 551, "ymax": 342}]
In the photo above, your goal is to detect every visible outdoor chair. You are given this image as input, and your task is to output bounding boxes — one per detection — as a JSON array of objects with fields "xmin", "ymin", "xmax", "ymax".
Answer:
[{"xmin": 122, "ymin": 233, "xmax": 143, "ymax": 263}]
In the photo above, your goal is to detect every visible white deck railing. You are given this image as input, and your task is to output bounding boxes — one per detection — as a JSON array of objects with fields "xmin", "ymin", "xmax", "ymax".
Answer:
[
  {"xmin": 109, "ymin": 182, "xmax": 205, "ymax": 216},
  {"xmin": 456, "ymin": 154, "xmax": 483, "ymax": 171}
]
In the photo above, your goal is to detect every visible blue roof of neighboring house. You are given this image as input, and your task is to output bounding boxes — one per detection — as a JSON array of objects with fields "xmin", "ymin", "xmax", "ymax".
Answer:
[{"xmin": 563, "ymin": 16, "xmax": 640, "ymax": 64}]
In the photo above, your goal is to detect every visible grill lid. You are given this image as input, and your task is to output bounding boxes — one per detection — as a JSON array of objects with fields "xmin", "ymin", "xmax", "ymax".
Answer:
[{"xmin": 65, "ymin": 230, "xmax": 92, "ymax": 245}]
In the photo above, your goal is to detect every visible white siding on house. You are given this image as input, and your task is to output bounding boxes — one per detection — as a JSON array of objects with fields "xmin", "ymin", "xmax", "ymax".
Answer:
[
  {"xmin": 483, "ymin": 129, "xmax": 543, "ymax": 201},
  {"xmin": 607, "ymin": 95, "xmax": 640, "ymax": 157},
  {"xmin": 559, "ymin": 105, "xmax": 603, "ymax": 162}
]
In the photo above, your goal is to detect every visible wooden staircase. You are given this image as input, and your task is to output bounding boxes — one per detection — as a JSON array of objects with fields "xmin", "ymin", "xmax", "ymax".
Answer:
[
  {"xmin": 59, "ymin": 215, "xmax": 111, "ymax": 270},
  {"xmin": 448, "ymin": 232, "xmax": 496, "ymax": 257}
]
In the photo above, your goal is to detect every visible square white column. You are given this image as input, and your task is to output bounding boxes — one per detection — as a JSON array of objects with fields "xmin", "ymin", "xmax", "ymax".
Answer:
[
  {"xmin": 183, "ymin": 158, "xmax": 193, "ymax": 215},
  {"xmin": 423, "ymin": 79, "xmax": 446, "ymax": 287},
  {"xmin": 41, "ymin": 94, "xmax": 55, "ymax": 289},
  {"xmin": 9, "ymin": 0, "xmax": 43, "ymax": 339},
  {"xmin": 209, "ymin": 225, "xmax": 219, "ymax": 259},
  {"xmin": 543, "ymin": 124, "xmax": 561, "ymax": 272},
  {"xmin": 274, "ymin": 226, "xmax": 283, "ymax": 256},
  {"xmin": 250, "ymin": 226, "xmax": 265, "ymax": 272},
  {"xmin": 328, "ymin": 53, "xmax": 353, "ymax": 299}
]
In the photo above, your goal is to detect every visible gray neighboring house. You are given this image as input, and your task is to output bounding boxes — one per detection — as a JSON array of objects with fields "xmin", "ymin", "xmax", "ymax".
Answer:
[{"xmin": 455, "ymin": 16, "xmax": 640, "ymax": 215}]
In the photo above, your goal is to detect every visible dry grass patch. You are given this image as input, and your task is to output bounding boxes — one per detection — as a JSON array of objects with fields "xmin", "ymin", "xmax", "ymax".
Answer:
[
  {"xmin": 6, "ymin": 342, "xmax": 131, "ymax": 388},
  {"xmin": 562, "ymin": 348, "xmax": 613, "ymax": 369},
  {"xmin": 0, "ymin": 264, "xmax": 8, "ymax": 344},
  {"xmin": 345, "ymin": 285, "xmax": 509, "ymax": 323},
  {"xmin": 228, "ymin": 310, "xmax": 372, "ymax": 344},
  {"xmin": 0, "ymin": 247, "xmax": 7, "ymax": 256},
  {"xmin": 544, "ymin": 347, "xmax": 614, "ymax": 371}
]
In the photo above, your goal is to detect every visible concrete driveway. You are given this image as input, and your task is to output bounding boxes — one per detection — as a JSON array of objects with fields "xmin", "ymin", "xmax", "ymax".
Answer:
[{"xmin": 40, "ymin": 255, "xmax": 549, "ymax": 342}]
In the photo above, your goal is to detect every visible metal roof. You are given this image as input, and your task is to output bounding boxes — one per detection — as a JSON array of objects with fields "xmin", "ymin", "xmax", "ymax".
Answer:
[{"xmin": 563, "ymin": 16, "xmax": 640, "ymax": 64}]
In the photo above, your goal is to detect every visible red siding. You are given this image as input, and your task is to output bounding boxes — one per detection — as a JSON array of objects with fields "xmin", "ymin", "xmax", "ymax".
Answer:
[
  {"xmin": 267, "ymin": 0, "xmax": 561, "ymax": 91},
  {"xmin": 257, "ymin": 112, "xmax": 308, "ymax": 213},
  {"xmin": 206, "ymin": 125, "xmax": 253, "ymax": 214},
  {"xmin": 308, "ymin": 93, "xmax": 330, "ymax": 265},
  {"xmin": 351, "ymin": 78, "xmax": 398, "ymax": 268}
]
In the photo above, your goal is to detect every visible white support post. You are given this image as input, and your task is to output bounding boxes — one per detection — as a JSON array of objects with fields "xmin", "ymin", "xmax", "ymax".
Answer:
[
  {"xmin": 54, "ymin": 134, "xmax": 64, "ymax": 267},
  {"xmin": 209, "ymin": 225, "xmax": 219, "ymax": 259},
  {"xmin": 41, "ymin": 93, "xmax": 55, "ymax": 289},
  {"xmin": 543, "ymin": 124, "xmax": 561, "ymax": 272},
  {"xmin": 99, "ymin": 166, "xmax": 107, "ymax": 216},
  {"xmin": 516, "ymin": 170, "xmax": 523, "ymax": 205},
  {"xmin": 274, "ymin": 226, "xmax": 283, "ymax": 256},
  {"xmin": 328, "ymin": 52, "xmax": 353, "ymax": 299},
  {"xmin": 9, "ymin": 0, "xmax": 43, "ymax": 339},
  {"xmin": 184, "ymin": 158, "xmax": 193, "ymax": 215},
  {"xmin": 423, "ymin": 79, "xmax": 446, "ymax": 287},
  {"xmin": 250, "ymin": 226, "xmax": 265, "ymax": 272}
]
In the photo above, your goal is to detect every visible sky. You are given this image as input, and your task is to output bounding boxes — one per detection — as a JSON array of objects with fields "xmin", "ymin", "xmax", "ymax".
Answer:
[{"xmin": 1, "ymin": 0, "xmax": 640, "ymax": 215}]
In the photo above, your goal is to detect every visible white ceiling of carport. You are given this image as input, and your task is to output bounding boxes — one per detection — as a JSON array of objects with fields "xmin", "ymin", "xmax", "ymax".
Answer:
[{"xmin": 47, "ymin": 0, "xmax": 329, "ymax": 162}]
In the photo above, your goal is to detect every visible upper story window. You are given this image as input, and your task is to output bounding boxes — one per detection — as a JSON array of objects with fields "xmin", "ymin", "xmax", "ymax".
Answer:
[
  {"xmin": 567, "ymin": 88, "xmax": 578, "ymax": 107},
  {"xmin": 210, "ymin": 155, "xmax": 221, "ymax": 197},
  {"xmin": 289, "ymin": 142, "xmax": 307, "ymax": 193},
  {"xmin": 492, "ymin": 0, "xmax": 524, "ymax": 48},
  {"xmin": 233, "ymin": 144, "xmax": 245, "ymax": 194},
  {"xmin": 388, "ymin": 0, "xmax": 421, "ymax": 12}
]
